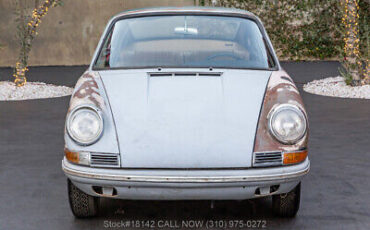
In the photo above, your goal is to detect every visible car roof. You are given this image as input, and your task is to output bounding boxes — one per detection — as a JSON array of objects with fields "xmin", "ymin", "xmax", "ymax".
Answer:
[{"xmin": 113, "ymin": 6, "xmax": 257, "ymax": 19}]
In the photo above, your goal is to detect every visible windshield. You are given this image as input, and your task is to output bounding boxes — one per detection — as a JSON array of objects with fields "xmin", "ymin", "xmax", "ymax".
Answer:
[{"xmin": 94, "ymin": 15, "xmax": 273, "ymax": 70}]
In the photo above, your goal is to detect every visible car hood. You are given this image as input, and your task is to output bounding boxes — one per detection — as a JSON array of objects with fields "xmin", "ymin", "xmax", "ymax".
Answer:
[{"xmin": 99, "ymin": 69, "xmax": 271, "ymax": 168}]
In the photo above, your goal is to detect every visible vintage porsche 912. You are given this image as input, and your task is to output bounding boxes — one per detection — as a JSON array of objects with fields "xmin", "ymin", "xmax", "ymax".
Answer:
[{"xmin": 62, "ymin": 7, "xmax": 310, "ymax": 218}]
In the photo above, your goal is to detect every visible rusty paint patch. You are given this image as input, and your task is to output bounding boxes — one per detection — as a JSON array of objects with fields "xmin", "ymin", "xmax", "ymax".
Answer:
[
  {"xmin": 254, "ymin": 71, "xmax": 308, "ymax": 153},
  {"xmin": 69, "ymin": 72, "xmax": 105, "ymax": 111}
]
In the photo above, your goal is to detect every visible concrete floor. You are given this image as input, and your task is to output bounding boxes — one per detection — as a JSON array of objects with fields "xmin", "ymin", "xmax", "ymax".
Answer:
[{"xmin": 0, "ymin": 62, "xmax": 369, "ymax": 229}]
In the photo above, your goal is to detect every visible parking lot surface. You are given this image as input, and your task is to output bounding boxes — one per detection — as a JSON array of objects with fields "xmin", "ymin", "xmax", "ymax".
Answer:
[{"xmin": 0, "ymin": 62, "xmax": 369, "ymax": 229}]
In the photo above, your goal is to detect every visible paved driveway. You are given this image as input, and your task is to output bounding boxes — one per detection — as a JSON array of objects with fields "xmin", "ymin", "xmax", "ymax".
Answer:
[{"xmin": 0, "ymin": 62, "xmax": 369, "ymax": 230}]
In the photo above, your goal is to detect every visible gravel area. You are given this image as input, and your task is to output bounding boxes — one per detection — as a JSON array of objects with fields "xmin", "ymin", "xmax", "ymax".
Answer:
[
  {"xmin": 0, "ymin": 81, "xmax": 73, "ymax": 101},
  {"xmin": 303, "ymin": 76, "xmax": 370, "ymax": 99}
]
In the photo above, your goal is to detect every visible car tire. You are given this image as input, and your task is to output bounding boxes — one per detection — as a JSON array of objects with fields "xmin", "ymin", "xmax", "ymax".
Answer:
[
  {"xmin": 272, "ymin": 182, "xmax": 301, "ymax": 218},
  {"xmin": 68, "ymin": 179, "xmax": 99, "ymax": 218}
]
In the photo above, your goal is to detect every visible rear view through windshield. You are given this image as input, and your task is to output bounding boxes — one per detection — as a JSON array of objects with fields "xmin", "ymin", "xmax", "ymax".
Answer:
[{"xmin": 94, "ymin": 15, "xmax": 273, "ymax": 69}]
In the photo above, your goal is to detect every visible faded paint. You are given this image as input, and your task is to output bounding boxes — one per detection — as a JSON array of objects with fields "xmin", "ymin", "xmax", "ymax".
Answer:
[
  {"xmin": 61, "ymin": 7, "xmax": 309, "ymax": 204},
  {"xmin": 254, "ymin": 70, "xmax": 309, "ymax": 153},
  {"xmin": 65, "ymin": 70, "xmax": 120, "ymax": 154},
  {"xmin": 70, "ymin": 71, "xmax": 105, "ymax": 110},
  {"xmin": 99, "ymin": 68, "xmax": 271, "ymax": 168}
]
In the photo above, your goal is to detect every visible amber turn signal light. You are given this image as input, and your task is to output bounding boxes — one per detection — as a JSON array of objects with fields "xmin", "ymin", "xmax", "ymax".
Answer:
[
  {"xmin": 64, "ymin": 148, "xmax": 90, "ymax": 165},
  {"xmin": 283, "ymin": 150, "xmax": 308, "ymax": 165},
  {"xmin": 65, "ymin": 149, "xmax": 79, "ymax": 164}
]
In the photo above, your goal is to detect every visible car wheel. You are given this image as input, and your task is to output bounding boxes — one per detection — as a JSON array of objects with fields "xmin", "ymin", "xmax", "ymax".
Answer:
[
  {"xmin": 68, "ymin": 179, "xmax": 99, "ymax": 218},
  {"xmin": 272, "ymin": 182, "xmax": 301, "ymax": 218}
]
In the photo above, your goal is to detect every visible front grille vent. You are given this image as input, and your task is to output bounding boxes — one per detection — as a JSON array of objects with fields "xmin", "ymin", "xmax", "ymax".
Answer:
[
  {"xmin": 198, "ymin": 73, "xmax": 222, "ymax": 77},
  {"xmin": 90, "ymin": 153, "xmax": 120, "ymax": 168},
  {"xmin": 174, "ymin": 73, "xmax": 197, "ymax": 76},
  {"xmin": 148, "ymin": 73, "xmax": 173, "ymax": 77},
  {"xmin": 253, "ymin": 151, "xmax": 282, "ymax": 167}
]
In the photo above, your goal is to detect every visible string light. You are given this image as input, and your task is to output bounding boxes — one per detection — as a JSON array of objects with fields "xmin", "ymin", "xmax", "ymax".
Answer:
[
  {"xmin": 14, "ymin": 0, "xmax": 61, "ymax": 87},
  {"xmin": 340, "ymin": 0, "xmax": 368, "ymax": 85}
]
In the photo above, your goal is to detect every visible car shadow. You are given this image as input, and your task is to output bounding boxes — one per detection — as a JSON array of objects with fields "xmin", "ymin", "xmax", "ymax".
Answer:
[
  {"xmin": 70, "ymin": 197, "xmax": 300, "ymax": 230},
  {"xmin": 97, "ymin": 197, "xmax": 274, "ymax": 219}
]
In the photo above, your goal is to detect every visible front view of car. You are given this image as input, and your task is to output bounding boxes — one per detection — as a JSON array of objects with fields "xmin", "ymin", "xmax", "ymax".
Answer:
[{"xmin": 62, "ymin": 7, "xmax": 309, "ymax": 218}]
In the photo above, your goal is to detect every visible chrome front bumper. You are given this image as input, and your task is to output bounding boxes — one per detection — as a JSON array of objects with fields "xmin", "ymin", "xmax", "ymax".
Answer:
[{"xmin": 62, "ymin": 157, "xmax": 310, "ymax": 200}]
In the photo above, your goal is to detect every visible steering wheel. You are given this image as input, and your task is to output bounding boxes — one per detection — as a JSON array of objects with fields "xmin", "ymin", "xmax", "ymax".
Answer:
[{"xmin": 206, "ymin": 52, "xmax": 243, "ymax": 61}]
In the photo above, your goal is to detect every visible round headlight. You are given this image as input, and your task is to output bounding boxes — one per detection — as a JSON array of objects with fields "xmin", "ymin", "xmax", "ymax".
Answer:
[
  {"xmin": 268, "ymin": 104, "xmax": 307, "ymax": 144},
  {"xmin": 67, "ymin": 106, "xmax": 103, "ymax": 145}
]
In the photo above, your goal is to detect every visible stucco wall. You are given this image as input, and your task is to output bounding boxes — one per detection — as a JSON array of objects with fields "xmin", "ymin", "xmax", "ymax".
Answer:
[{"xmin": 0, "ymin": 0, "xmax": 195, "ymax": 67}]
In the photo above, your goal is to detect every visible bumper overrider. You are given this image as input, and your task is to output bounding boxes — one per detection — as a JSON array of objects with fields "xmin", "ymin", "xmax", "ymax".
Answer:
[{"xmin": 62, "ymin": 157, "xmax": 310, "ymax": 200}]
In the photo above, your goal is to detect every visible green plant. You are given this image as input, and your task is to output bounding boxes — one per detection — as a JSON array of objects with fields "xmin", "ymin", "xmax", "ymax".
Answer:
[
  {"xmin": 339, "ymin": 67, "xmax": 353, "ymax": 85},
  {"xmin": 13, "ymin": 0, "xmax": 63, "ymax": 87},
  {"xmin": 201, "ymin": 0, "xmax": 368, "ymax": 66},
  {"xmin": 357, "ymin": 0, "xmax": 369, "ymax": 84},
  {"xmin": 201, "ymin": 0, "xmax": 343, "ymax": 60},
  {"xmin": 202, "ymin": 0, "xmax": 369, "ymax": 85}
]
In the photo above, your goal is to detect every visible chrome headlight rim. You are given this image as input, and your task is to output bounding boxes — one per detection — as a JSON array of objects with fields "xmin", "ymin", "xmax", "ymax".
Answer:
[
  {"xmin": 66, "ymin": 105, "xmax": 104, "ymax": 146},
  {"xmin": 268, "ymin": 103, "xmax": 307, "ymax": 145}
]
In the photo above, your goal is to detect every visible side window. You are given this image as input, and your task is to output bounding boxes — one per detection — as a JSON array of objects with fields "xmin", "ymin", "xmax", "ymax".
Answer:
[{"xmin": 95, "ymin": 28, "xmax": 114, "ymax": 68}]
